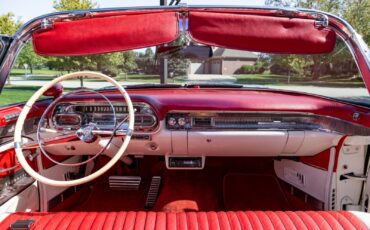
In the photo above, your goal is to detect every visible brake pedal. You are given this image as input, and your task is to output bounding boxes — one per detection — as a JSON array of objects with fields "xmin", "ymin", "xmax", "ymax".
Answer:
[
  {"xmin": 109, "ymin": 176, "xmax": 141, "ymax": 190},
  {"xmin": 145, "ymin": 176, "xmax": 161, "ymax": 209}
]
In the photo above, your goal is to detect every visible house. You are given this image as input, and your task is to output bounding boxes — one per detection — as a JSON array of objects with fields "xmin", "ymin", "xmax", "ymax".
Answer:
[{"xmin": 188, "ymin": 48, "xmax": 258, "ymax": 75}]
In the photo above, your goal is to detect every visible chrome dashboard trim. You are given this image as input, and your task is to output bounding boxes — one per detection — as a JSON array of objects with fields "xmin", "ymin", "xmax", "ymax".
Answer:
[{"xmin": 165, "ymin": 110, "xmax": 370, "ymax": 135}]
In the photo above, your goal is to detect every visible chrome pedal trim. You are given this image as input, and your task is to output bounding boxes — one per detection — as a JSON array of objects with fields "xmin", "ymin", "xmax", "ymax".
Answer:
[
  {"xmin": 108, "ymin": 176, "xmax": 141, "ymax": 190},
  {"xmin": 145, "ymin": 176, "xmax": 161, "ymax": 209}
]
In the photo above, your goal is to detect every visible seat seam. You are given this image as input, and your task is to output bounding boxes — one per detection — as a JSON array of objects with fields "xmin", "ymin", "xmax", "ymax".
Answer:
[
  {"xmin": 328, "ymin": 211, "xmax": 352, "ymax": 229},
  {"xmin": 53, "ymin": 212, "xmax": 71, "ymax": 229},
  {"xmin": 286, "ymin": 211, "xmax": 308, "ymax": 230},
  {"xmin": 194, "ymin": 212, "xmax": 199, "ymax": 230},
  {"xmin": 64, "ymin": 212, "xmax": 79, "ymax": 230},
  {"xmin": 300, "ymin": 211, "xmax": 318, "ymax": 229},
  {"xmin": 267, "ymin": 211, "xmax": 286, "ymax": 230},
  {"xmin": 34, "ymin": 212, "xmax": 55, "ymax": 229},
  {"xmin": 307, "ymin": 211, "xmax": 331, "ymax": 229},
  {"xmin": 152, "ymin": 212, "xmax": 157, "ymax": 230},
  {"xmin": 203, "ymin": 212, "xmax": 209, "ymax": 230},
  {"xmin": 223, "ymin": 212, "xmax": 232, "ymax": 230},
  {"xmin": 109, "ymin": 212, "xmax": 118, "ymax": 230},
  {"xmin": 239, "ymin": 211, "xmax": 253, "ymax": 230},
  {"xmin": 295, "ymin": 211, "xmax": 312, "ymax": 230},
  {"xmin": 262, "ymin": 211, "xmax": 275, "ymax": 229},
  {"xmin": 122, "ymin": 212, "xmax": 129, "ymax": 230},
  {"xmin": 252, "ymin": 211, "xmax": 263, "ymax": 229},
  {"xmin": 276, "ymin": 211, "xmax": 294, "ymax": 230},
  {"xmin": 99, "ymin": 212, "xmax": 109, "ymax": 230},
  {"xmin": 234, "ymin": 211, "xmax": 245, "ymax": 230},
  {"xmin": 142, "ymin": 212, "xmax": 148, "ymax": 230},
  {"xmin": 133, "ymin": 212, "xmax": 138, "ymax": 230},
  {"xmin": 74, "ymin": 212, "xmax": 89, "ymax": 230}
]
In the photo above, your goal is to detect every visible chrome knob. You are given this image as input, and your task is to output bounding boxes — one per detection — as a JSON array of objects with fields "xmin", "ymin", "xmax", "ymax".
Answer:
[
  {"xmin": 167, "ymin": 117, "xmax": 176, "ymax": 127},
  {"xmin": 178, "ymin": 117, "xmax": 186, "ymax": 127}
]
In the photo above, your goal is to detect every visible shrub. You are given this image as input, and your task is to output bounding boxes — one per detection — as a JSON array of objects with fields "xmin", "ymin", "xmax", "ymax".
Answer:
[{"xmin": 270, "ymin": 63, "xmax": 291, "ymax": 75}]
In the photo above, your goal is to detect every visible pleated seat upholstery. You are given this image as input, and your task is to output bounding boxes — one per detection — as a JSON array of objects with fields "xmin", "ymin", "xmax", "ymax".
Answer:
[{"xmin": 0, "ymin": 211, "xmax": 368, "ymax": 230}]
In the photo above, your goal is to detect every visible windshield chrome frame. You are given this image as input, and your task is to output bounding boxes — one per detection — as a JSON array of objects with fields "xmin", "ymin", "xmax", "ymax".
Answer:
[{"xmin": 0, "ymin": 5, "xmax": 369, "ymax": 92}]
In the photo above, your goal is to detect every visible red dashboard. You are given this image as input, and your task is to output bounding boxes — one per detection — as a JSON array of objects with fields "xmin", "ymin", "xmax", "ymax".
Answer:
[{"xmin": 1, "ymin": 88, "xmax": 370, "ymax": 128}]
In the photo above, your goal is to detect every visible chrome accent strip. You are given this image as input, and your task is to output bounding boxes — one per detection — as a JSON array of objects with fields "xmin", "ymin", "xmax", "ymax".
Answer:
[
  {"xmin": 14, "ymin": 141, "xmax": 21, "ymax": 149},
  {"xmin": 0, "ymin": 165, "xmax": 19, "ymax": 173},
  {"xmin": 166, "ymin": 110, "xmax": 370, "ymax": 135},
  {"xmin": 126, "ymin": 128, "xmax": 134, "ymax": 137},
  {"xmin": 40, "ymin": 18, "xmax": 53, "ymax": 30}
]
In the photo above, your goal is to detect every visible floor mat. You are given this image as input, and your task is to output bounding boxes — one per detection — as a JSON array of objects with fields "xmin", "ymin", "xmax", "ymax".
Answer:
[
  {"xmin": 72, "ymin": 181, "xmax": 149, "ymax": 212},
  {"xmin": 223, "ymin": 173, "xmax": 292, "ymax": 211},
  {"xmin": 153, "ymin": 171, "xmax": 223, "ymax": 212}
]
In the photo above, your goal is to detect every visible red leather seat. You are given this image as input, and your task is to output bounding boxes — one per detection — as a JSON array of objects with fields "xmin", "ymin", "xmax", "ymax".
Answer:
[{"xmin": 0, "ymin": 211, "xmax": 368, "ymax": 230}]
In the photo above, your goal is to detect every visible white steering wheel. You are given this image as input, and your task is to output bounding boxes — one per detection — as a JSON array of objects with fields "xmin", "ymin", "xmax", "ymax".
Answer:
[{"xmin": 14, "ymin": 71, "xmax": 134, "ymax": 187}]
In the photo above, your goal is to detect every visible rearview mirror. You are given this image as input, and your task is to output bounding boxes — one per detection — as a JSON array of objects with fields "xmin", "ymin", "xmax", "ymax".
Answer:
[
  {"xmin": 43, "ymin": 83, "xmax": 63, "ymax": 98},
  {"xmin": 156, "ymin": 44, "xmax": 213, "ymax": 59}
]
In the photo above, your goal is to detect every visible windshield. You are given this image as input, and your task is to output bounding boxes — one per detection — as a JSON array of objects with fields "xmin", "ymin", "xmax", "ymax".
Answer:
[{"xmin": 3, "ymin": 36, "xmax": 368, "ymax": 107}]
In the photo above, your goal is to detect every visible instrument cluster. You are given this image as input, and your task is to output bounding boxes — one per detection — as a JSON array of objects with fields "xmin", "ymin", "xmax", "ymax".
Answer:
[{"xmin": 51, "ymin": 102, "xmax": 158, "ymax": 132}]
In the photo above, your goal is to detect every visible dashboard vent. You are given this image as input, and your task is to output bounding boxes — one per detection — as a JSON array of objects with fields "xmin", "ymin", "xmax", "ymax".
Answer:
[
  {"xmin": 192, "ymin": 117, "xmax": 212, "ymax": 127},
  {"xmin": 135, "ymin": 115, "xmax": 157, "ymax": 130}
]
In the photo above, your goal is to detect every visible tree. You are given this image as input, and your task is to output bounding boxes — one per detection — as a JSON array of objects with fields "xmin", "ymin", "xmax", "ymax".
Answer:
[
  {"xmin": 144, "ymin": 48, "xmax": 154, "ymax": 58},
  {"xmin": 264, "ymin": 0, "xmax": 295, "ymax": 6},
  {"xmin": 16, "ymin": 42, "xmax": 46, "ymax": 74},
  {"xmin": 265, "ymin": 0, "xmax": 367, "ymax": 81},
  {"xmin": 0, "ymin": 13, "xmax": 22, "ymax": 35},
  {"xmin": 135, "ymin": 48, "xmax": 158, "ymax": 74},
  {"xmin": 344, "ymin": 0, "xmax": 370, "ymax": 44},
  {"xmin": 53, "ymin": 0, "xmax": 97, "ymax": 11},
  {"xmin": 168, "ymin": 57, "xmax": 189, "ymax": 77}
]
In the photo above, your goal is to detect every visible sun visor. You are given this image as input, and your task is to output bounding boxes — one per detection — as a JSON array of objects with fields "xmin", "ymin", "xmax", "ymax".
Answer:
[
  {"xmin": 32, "ymin": 11, "xmax": 179, "ymax": 56},
  {"xmin": 188, "ymin": 11, "xmax": 336, "ymax": 54}
]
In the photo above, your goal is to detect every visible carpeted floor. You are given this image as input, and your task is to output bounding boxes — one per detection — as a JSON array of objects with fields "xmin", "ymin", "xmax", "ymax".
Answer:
[
  {"xmin": 223, "ymin": 173, "xmax": 292, "ymax": 211},
  {"xmin": 52, "ymin": 157, "xmax": 307, "ymax": 212}
]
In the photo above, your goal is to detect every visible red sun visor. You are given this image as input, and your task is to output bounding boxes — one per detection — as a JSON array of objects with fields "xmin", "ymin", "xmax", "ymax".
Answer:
[
  {"xmin": 32, "ymin": 11, "xmax": 179, "ymax": 56},
  {"xmin": 189, "ymin": 11, "xmax": 336, "ymax": 54}
]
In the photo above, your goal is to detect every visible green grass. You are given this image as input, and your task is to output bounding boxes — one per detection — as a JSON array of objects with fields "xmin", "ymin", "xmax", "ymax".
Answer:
[
  {"xmin": 10, "ymin": 68, "xmax": 62, "ymax": 76},
  {"xmin": 0, "ymin": 85, "xmax": 41, "ymax": 106},
  {"xmin": 234, "ymin": 74, "xmax": 365, "ymax": 87}
]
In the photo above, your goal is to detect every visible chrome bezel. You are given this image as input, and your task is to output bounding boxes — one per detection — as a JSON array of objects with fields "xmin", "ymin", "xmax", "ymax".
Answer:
[
  {"xmin": 50, "ymin": 101, "xmax": 158, "ymax": 133},
  {"xmin": 53, "ymin": 113, "xmax": 82, "ymax": 129}
]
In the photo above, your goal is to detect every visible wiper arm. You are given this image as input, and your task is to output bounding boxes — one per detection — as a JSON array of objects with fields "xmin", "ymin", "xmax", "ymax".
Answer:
[
  {"xmin": 185, "ymin": 83, "xmax": 243, "ymax": 88},
  {"xmin": 99, "ymin": 83, "xmax": 182, "ymax": 90},
  {"xmin": 124, "ymin": 83, "xmax": 182, "ymax": 89}
]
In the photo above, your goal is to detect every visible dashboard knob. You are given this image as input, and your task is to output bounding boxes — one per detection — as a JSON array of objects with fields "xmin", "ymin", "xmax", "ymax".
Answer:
[
  {"xmin": 178, "ymin": 117, "xmax": 186, "ymax": 127},
  {"xmin": 167, "ymin": 117, "xmax": 177, "ymax": 127}
]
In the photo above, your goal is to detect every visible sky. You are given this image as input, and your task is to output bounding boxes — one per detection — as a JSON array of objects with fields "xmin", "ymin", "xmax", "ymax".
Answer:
[{"xmin": 0, "ymin": 0, "xmax": 265, "ymax": 23}]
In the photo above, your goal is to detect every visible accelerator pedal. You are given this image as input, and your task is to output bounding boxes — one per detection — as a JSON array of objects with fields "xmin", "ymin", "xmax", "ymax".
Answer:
[
  {"xmin": 109, "ymin": 176, "xmax": 141, "ymax": 190},
  {"xmin": 145, "ymin": 176, "xmax": 161, "ymax": 209}
]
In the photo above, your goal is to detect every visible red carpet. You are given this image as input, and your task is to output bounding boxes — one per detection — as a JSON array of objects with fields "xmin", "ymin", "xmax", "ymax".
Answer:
[
  {"xmin": 52, "ymin": 157, "xmax": 312, "ymax": 212},
  {"xmin": 223, "ymin": 173, "xmax": 292, "ymax": 211}
]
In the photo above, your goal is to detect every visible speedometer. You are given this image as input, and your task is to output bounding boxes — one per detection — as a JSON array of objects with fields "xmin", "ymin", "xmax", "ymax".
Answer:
[{"xmin": 54, "ymin": 114, "xmax": 82, "ymax": 127}]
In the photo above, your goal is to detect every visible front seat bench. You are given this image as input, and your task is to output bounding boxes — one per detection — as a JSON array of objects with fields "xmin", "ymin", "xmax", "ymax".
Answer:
[{"xmin": 0, "ymin": 211, "xmax": 369, "ymax": 229}]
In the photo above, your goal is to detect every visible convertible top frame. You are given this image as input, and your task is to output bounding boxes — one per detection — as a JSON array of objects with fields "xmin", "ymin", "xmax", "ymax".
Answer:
[{"xmin": 0, "ymin": 5, "xmax": 369, "ymax": 92}]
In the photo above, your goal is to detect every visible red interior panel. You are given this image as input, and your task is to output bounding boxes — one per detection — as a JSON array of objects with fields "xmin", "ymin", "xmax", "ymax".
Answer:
[
  {"xmin": 189, "ymin": 11, "xmax": 336, "ymax": 54},
  {"xmin": 32, "ymin": 12, "xmax": 179, "ymax": 56},
  {"xmin": 0, "ymin": 149, "xmax": 19, "ymax": 177},
  {"xmin": 300, "ymin": 136, "xmax": 347, "ymax": 172}
]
